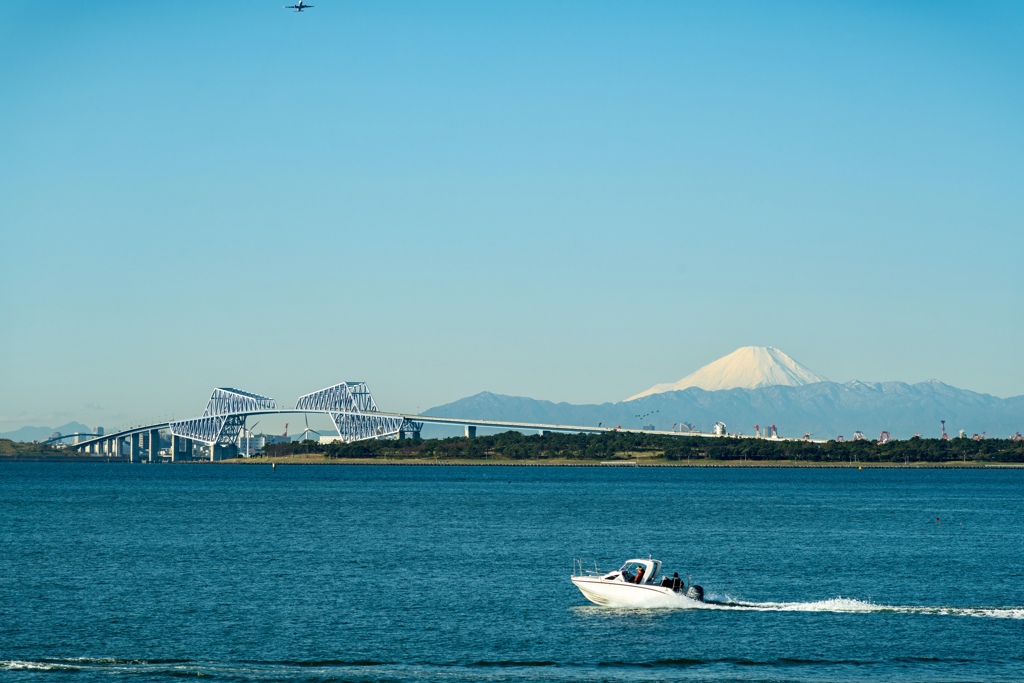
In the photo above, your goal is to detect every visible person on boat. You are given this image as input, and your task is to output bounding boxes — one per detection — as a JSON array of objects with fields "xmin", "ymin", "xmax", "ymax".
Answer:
[
  {"xmin": 671, "ymin": 573, "xmax": 682, "ymax": 592},
  {"xmin": 633, "ymin": 565, "xmax": 645, "ymax": 584}
]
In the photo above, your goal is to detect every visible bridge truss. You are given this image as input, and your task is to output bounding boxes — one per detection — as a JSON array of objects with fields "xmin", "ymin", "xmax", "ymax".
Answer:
[
  {"xmin": 167, "ymin": 383, "xmax": 421, "ymax": 446},
  {"xmin": 295, "ymin": 382, "xmax": 422, "ymax": 443},
  {"xmin": 170, "ymin": 388, "xmax": 277, "ymax": 445}
]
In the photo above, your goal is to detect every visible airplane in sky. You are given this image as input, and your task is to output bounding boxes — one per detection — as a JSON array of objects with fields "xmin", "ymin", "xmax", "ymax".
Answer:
[{"xmin": 284, "ymin": 1, "xmax": 313, "ymax": 11}]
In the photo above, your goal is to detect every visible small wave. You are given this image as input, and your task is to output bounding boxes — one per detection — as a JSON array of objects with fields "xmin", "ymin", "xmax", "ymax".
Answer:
[
  {"xmin": 599, "ymin": 657, "xmax": 876, "ymax": 668},
  {"xmin": 649, "ymin": 658, "xmax": 704, "ymax": 667},
  {"xmin": 158, "ymin": 672, "xmax": 215, "ymax": 679},
  {"xmin": 61, "ymin": 657, "xmax": 194, "ymax": 665},
  {"xmin": 466, "ymin": 660, "xmax": 560, "ymax": 667},
  {"xmin": 1, "ymin": 660, "xmax": 81, "ymax": 672},
  {"xmin": 267, "ymin": 659, "xmax": 394, "ymax": 668},
  {"xmin": 599, "ymin": 658, "xmax": 704, "ymax": 668},
  {"xmin": 775, "ymin": 657, "xmax": 871, "ymax": 667}
]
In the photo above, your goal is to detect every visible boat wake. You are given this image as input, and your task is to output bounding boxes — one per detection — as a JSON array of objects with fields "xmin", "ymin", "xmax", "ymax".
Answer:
[
  {"xmin": 591, "ymin": 591, "xmax": 1024, "ymax": 619},
  {"xmin": 707, "ymin": 596, "xmax": 1024, "ymax": 619}
]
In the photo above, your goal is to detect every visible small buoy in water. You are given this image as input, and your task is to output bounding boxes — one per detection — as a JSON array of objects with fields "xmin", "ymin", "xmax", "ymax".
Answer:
[
  {"xmin": 272, "ymin": 462, "xmax": 277, "ymax": 470},
  {"xmin": 858, "ymin": 466, "xmax": 862, "ymax": 470}
]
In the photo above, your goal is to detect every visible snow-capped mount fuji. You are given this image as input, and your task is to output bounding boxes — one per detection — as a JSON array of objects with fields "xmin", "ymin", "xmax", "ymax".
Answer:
[
  {"xmin": 626, "ymin": 346, "xmax": 828, "ymax": 400},
  {"xmin": 423, "ymin": 345, "xmax": 1024, "ymax": 439}
]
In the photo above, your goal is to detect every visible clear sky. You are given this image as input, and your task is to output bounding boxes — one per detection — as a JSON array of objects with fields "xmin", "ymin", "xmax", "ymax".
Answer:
[{"xmin": 1, "ymin": 1, "xmax": 1022, "ymax": 433}]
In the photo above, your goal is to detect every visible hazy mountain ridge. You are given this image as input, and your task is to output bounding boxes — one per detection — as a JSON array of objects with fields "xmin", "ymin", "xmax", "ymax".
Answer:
[
  {"xmin": 425, "ymin": 382, "xmax": 1024, "ymax": 440},
  {"xmin": 0, "ymin": 422, "xmax": 92, "ymax": 443}
]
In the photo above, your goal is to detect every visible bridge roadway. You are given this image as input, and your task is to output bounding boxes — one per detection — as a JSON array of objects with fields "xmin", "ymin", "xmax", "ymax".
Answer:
[{"xmin": 66, "ymin": 409, "xmax": 772, "ymax": 461}]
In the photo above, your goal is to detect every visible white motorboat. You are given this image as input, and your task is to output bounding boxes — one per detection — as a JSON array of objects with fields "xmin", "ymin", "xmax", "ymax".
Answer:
[{"xmin": 571, "ymin": 558, "xmax": 704, "ymax": 607}]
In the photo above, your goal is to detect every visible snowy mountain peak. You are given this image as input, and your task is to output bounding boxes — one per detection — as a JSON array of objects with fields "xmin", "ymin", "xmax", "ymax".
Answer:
[{"xmin": 626, "ymin": 346, "xmax": 828, "ymax": 401}]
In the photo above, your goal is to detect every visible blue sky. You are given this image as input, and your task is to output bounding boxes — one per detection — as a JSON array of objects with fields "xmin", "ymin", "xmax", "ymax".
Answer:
[{"xmin": 1, "ymin": 1, "xmax": 1022, "ymax": 433}]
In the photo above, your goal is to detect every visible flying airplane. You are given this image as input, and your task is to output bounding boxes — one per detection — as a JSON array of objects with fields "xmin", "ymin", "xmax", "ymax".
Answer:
[{"xmin": 284, "ymin": 1, "xmax": 313, "ymax": 11}]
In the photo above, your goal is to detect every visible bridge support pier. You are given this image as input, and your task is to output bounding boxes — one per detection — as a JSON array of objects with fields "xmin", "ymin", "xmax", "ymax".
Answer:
[
  {"xmin": 129, "ymin": 434, "xmax": 140, "ymax": 462},
  {"xmin": 169, "ymin": 435, "xmax": 193, "ymax": 462},
  {"xmin": 210, "ymin": 444, "xmax": 237, "ymax": 461},
  {"xmin": 149, "ymin": 429, "xmax": 161, "ymax": 462},
  {"xmin": 465, "ymin": 426, "xmax": 476, "ymax": 438}
]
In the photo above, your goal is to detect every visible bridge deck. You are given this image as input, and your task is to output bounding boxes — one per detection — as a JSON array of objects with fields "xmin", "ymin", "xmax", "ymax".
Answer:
[{"xmin": 69, "ymin": 409, "xmax": 822, "ymax": 451}]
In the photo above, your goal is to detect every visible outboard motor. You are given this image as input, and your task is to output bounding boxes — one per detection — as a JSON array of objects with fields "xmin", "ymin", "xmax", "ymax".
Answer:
[{"xmin": 685, "ymin": 584, "xmax": 704, "ymax": 602}]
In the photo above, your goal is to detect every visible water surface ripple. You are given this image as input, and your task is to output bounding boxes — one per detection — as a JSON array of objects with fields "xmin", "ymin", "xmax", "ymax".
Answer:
[{"xmin": 2, "ymin": 463, "xmax": 1022, "ymax": 682}]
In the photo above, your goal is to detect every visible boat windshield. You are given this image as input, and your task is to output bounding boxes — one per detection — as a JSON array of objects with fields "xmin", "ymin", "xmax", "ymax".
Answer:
[{"xmin": 617, "ymin": 560, "xmax": 660, "ymax": 584}]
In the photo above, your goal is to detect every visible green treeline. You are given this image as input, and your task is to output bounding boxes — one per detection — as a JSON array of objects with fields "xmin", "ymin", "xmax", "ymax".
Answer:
[
  {"xmin": 0, "ymin": 439, "xmax": 69, "ymax": 457},
  {"xmin": 3, "ymin": 433, "xmax": 1021, "ymax": 463},
  {"xmin": 262, "ymin": 431, "xmax": 1024, "ymax": 463}
]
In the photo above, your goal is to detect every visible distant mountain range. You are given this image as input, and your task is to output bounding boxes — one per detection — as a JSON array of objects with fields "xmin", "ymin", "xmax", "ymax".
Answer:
[
  {"xmin": 425, "ymin": 382, "xmax": 1024, "ymax": 440},
  {"xmin": 425, "ymin": 348, "xmax": 1023, "ymax": 440},
  {"xmin": 0, "ymin": 422, "xmax": 93, "ymax": 443}
]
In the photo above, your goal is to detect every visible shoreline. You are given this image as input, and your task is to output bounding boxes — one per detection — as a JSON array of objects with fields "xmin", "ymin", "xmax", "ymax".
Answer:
[
  {"xmin": 4, "ymin": 455, "xmax": 1022, "ymax": 468},
  {"xmin": 220, "ymin": 457, "xmax": 1024, "ymax": 468}
]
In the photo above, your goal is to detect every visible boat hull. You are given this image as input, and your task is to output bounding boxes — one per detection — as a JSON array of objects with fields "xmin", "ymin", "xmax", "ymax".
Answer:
[{"xmin": 571, "ymin": 576, "xmax": 684, "ymax": 607}]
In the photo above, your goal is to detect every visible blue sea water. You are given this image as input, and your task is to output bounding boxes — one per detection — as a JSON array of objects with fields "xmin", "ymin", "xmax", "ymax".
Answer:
[{"xmin": 1, "ymin": 463, "xmax": 1022, "ymax": 682}]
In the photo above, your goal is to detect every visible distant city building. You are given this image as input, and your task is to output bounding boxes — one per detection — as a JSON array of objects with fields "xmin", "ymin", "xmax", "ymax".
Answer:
[{"xmin": 238, "ymin": 433, "xmax": 267, "ymax": 452}]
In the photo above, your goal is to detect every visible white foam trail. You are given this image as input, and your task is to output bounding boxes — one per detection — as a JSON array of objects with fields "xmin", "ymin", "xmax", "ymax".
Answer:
[{"xmin": 628, "ymin": 593, "xmax": 1024, "ymax": 619}]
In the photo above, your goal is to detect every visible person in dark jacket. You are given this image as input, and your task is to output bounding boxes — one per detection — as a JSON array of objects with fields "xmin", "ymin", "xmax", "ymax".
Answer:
[{"xmin": 671, "ymin": 572, "xmax": 682, "ymax": 592}]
